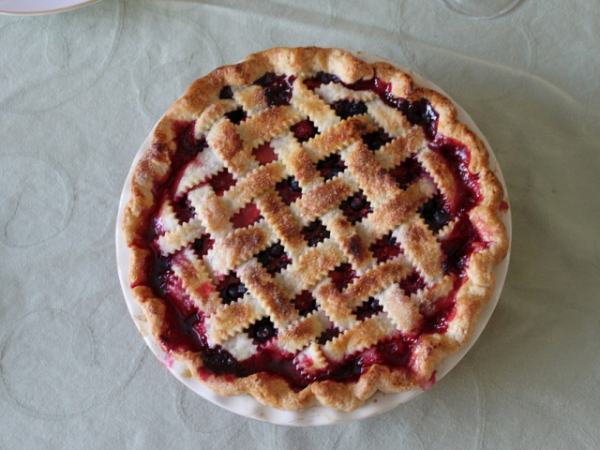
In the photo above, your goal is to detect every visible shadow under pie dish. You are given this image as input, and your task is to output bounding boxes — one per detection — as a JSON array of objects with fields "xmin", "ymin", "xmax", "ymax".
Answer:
[{"xmin": 121, "ymin": 47, "xmax": 509, "ymax": 413}]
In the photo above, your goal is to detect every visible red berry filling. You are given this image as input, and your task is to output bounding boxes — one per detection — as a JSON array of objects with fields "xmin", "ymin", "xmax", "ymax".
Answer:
[
  {"xmin": 204, "ymin": 169, "xmax": 237, "ymax": 197},
  {"xmin": 340, "ymin": 190, "xmax": 372, "ymax": 224},
  {"xmin": 388, "ymin": 156, "xmax": 423, "ymax": 190},
  {"xmin": 291, "ymin": 119, "xmax": 318, "ymax": 142},
  {"xmin": 399, "ymin": 271, "xmax": 427, "ymax": 296},
  {"xmin": 171, "ymin": 196, "xmax": 196, "ymax": 224},
  {"xmin": 216, "ymin": 273, "xmax": 247, "ymax": 305},
  {"xmin": 292, "ymin": 290, "xmax": 318, "ymax": 316},
  {"xmin": 275, "ymin": 176, "xmax": 302, "ymax": 205},
  {"xmin": 317, "ymin": 153, "xmax": 346, "ymax": 181},
  {"xmin": 257, "ymin": 242, "xmax": 291, "ymax": 274},
  {"xmin": 230, "ymin": 203, "xmax": 262, "ymax": 229},
  {"xmin": 317, "ymin": 327, "xmax": 341, "ymax": 345},
  {"xmin": 328, "ymin": 263, "xmax": 357, "ymax": 291},
  {"xmin": 252, "ymin": 142, "xmax": 278, "ymax": 165},
  {"xmin": 369, "ymin": 233, "xmax": 403, "ymax": 263},
  {"xmin": 301, "ymin": 219, "xmax": 330, "ymax": 247}
]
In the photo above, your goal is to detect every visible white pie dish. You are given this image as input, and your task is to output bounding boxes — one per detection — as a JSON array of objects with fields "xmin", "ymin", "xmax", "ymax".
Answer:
[{"xmin": 116, "ymin": 52, "xmax": 511, "ymax": 426}]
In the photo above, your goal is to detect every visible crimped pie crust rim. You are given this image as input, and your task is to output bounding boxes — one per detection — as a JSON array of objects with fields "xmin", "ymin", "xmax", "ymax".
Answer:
[{"xmin": 120, "ymin": 47, "xmax": 510, "ymax": 415}]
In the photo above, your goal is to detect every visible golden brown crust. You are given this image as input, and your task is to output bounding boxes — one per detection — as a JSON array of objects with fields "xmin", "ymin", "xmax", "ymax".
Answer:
[{"xmin": 123, "ymin": 47, "xmax": 509, "ymax": 412}]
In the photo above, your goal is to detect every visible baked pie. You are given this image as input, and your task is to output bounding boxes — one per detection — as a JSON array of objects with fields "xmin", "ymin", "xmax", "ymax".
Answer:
[{"xmin": 123, "ymin": 47, "xmax": 509, "ymax": 412}]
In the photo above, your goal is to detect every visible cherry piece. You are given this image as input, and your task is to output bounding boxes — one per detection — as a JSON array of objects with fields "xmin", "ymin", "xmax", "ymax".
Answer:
[
  {"xmin": 362, "ymin": 130, "xmax": 392, "ymax": 152},
  {"xmin": 225, "ymin": 108, "xmax": 247, "ymax": 125},
  {"xmin": 252, "ymin": 142, "xmax": 278, "ymax": 166},
  {"xmin": 340, "ymin": 191, "xmax": 372, "ymax": 224},
  {"xmin": 332, "ymin": 99, "xmax": 367, "ymax": 119},
  {"xmin": 328, "ymin": 263, "xmax": 357, "ymax": 291},
  {"xmin": 231, "ymin": 203, "xmax": 262, "ymax": 229},
  {"xmin": 247, "ymin": 318, "xmax": 278, "ymax": 344},
  {"xmin": 192, "ymin": 235, "xmax": 214, "ymax": 258},
  {"xmin": 301, "ymin": 219, "xmax": 330, "ymax": 247},
  {"xmin": 291, "ymin": 119, "xmax": 318, "ymax": 142},
  {"xmin": 369, "ymin": 233, "xmax": 402, "ymax": 263},
  {"xmin": 257, "ymin": 242, "xmax": 292, "ymax": 274},
  {"xmin": 388, "ymin": 157, "xmax": 423, "ymax": 190},
  {"xmin": 353, "ymin": 297, "xmax": 383, "ymax": 321},
  {"xmin": 254, "ymin": 73, "xmax": 295, "ymax": 107},
  {"xmin": 418, "ymin": 194, "xmax": 450, "ymax": 233},
  {"xmin": 275, "ymin": 176, "xmax": 303, "ymax": 206},
  {"xmin": 316, "ymin": 153, "xmax": 346, "ymax": 181},
  {"xmin": 216, "ymin": 273, "xmax": 246, "ymax": 305},
  {"xmin": 292, "ymin": 290, "xmax": 318, "ymax": 316}
]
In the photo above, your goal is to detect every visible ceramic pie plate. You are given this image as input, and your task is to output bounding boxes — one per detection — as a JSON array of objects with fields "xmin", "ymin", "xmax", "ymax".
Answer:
[
  {"xmin": 0, "ymin": 0, "xmax": 98, "ymax": 15},
  {"xmin": 115, "ymin": 52, "xmax": 511, "ymax": 426}
]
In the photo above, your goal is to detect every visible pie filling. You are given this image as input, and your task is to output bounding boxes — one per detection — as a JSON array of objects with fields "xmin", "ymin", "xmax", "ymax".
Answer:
[{"xmin": 138, "ymin": 72, "xmax": 486, "ymax": 391}]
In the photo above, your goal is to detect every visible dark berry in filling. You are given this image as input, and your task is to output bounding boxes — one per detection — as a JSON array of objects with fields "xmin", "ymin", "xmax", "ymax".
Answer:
[
  {"xmin": 403, "ymin": 98, "xmax": 438, "ymax": 140},
  {"xmin": 388, "ymin": 156, "xmax": 423, "ymax": 190},
  {"xmin": 353, "ymin": 297, "xmax": 383, "ymax": 321},
  {"xmin": 369, "ymin": 232, "xmax": 402, "ymax": 263},
  {"xmin": 291, "ymin": 119, "xmax": 318, "ymax": 142},
  {"xmin": 217, "ymin": 274, "xmax": 247, "ymax": 304},
  {"xmin": 317, "ymin": 153, "xmax": 346, "ymax": 181},
  {"xmin": 332, "ymin": 99, "xmax": 368, "ymax": 119},
  {"xmin": 257, "ymin": 242, "xmax": 292, "ymax": 274},
  {"xmin": 252, "ymin": 142, "xmax": 278, "ymax": 165},
  {"xmin": 362, "ymin": 130, "xmax": 392, "ymax": 151},
  {"xmin": 292, "ymin": 290, "xmax": 318, "ymax": 316},
  {"xmin": 219, "ymin": 86, "xmax": 234, "ymax": 99},
  {"xmin": 275, "ymin": 176, "xmax": 303, "ymax": 206},
  {"xmin": 224, "ymin": 107, "xmax": 247, "ymax": 125},
  {"xmin": 254, "ymin": 73, "xmax": 295, "ymax": 107},
  {"xmin": 341, "ymin": 191, "xmax": 372, "ymax": 224},
  {"xmin": 230, "ymin": 203, "xmax": 262, "ymax": 229},
  {"xmin": 418, "ymin": 194, "xmax": 450, "ymax": 233},
  {"xmin": 192, "ymin": 235, "xmax": 214, "ymax": 258},
  {"xmin": 247, "ymin": 318, "xmax": 278, "ymax": 344},
  {"xmin": 328, "ymin": 263, "xmax": 357, "ymax": 291},
  {"xmin": 301, "ymin": 219, "xmax": 330, "ymax": 247},
  {"xmin": 303, "ymin": 71, "xmax": 341, "ymax": 90}
]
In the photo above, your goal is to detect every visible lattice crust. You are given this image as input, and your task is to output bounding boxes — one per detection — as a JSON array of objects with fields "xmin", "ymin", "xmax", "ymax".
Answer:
[{"xmin": 124, "ymin": 47, "xmax": 509, "ymax": 412}]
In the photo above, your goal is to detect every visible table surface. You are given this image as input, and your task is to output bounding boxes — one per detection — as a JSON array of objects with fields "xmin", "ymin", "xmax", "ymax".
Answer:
[{"xmin": 1, "ymin": 0, "xmax": 599, "ymax": 448}]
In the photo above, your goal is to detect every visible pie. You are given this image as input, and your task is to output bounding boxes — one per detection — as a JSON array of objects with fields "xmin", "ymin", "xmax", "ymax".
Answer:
[{"xmin": 122, "ymin": 47, "xmax": 509, "ymax": 412}]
